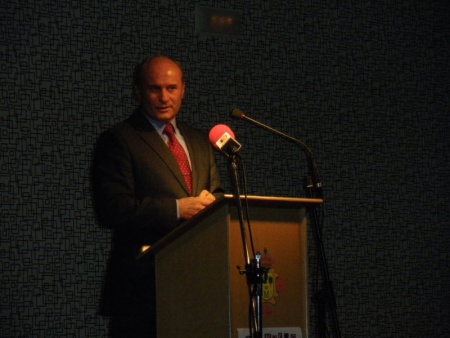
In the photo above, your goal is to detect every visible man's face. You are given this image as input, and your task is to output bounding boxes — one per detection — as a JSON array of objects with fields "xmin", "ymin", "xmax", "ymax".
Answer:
[{"xmin": 137, "ymin": 58, "xmax": 186, "ymax": 122}]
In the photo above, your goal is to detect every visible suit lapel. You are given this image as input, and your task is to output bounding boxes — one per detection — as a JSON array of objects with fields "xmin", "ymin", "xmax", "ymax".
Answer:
[{"xmin": 129, "ymin": 110, "xmax": 191, "ymax": 195}]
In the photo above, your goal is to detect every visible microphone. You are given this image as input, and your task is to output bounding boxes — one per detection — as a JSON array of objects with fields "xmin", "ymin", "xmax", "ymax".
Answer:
[
  {"xmin": 209, "ymin": 124, "xmax": 242, "ymax": 156},
  {"xmin": 230, "ymin": 108, "xmax": 245, "ymax": 119}
]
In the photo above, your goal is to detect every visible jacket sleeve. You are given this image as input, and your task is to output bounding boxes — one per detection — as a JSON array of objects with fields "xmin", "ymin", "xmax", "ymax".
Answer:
[{"xmin": 91, "ymin": 129, "xmax": 179, "ymax": 236}]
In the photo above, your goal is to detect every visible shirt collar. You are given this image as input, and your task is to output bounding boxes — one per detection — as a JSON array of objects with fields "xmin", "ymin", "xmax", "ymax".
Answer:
[{"xmin": 141, "ymin": 109, "xmax": 177, "ymax": 136}]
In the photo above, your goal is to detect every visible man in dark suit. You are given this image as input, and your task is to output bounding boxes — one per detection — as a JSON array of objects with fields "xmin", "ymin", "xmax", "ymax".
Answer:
[{"xmin": 91, "ymin": 56, "xmax": 223, "ymax": 337}]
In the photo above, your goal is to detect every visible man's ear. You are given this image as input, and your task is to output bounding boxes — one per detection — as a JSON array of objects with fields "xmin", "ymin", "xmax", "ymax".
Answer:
[{"xmin": 181, "ymin": 82, "xmax": 186, "ymax": 99}]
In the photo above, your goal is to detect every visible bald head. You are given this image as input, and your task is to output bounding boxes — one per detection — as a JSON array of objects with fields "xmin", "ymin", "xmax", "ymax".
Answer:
[
  {"xmin": 133, "ymin": 56, "xmax": 186, "ymax": 122},
  {"xmin": 133, "ymin": 56, "xmax": 184, "ymax": 91}
]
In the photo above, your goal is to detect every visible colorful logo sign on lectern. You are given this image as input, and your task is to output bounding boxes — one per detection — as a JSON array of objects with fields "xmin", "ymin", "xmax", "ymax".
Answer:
[{"xmin": 261, "ymin": 248, "xmax": 285, "ymax": 312}]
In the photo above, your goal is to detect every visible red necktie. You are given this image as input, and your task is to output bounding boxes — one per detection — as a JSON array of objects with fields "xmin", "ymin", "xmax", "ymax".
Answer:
[{"xmin": 163, "ymin": 123, "xmax": 193, "ymax": 194}]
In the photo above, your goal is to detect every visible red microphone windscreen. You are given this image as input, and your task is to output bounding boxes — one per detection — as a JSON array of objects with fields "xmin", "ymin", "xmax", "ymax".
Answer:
[{"xmin": 209, "ymin": 124, "xmax": 235, "ymax": 149}]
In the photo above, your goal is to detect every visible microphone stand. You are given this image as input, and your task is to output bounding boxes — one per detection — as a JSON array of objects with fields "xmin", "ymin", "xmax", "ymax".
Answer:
[
  {"xmin": 305, "ymin": 176, "xmax": 341, "ymax": 338},
  {"xmin": 231, "ymin": 110, "xmax": 341, "ymax": 338},
  {"xmin": 228, "ymin": 153, "xmax": 250, "ymax": 267},
  {"xmin": 225, "ymin": 150, "xmax": 266, "ymax": 338}
]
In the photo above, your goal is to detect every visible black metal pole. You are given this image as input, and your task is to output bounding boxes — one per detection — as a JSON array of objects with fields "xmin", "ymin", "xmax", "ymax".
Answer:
[
  {"xmin": 305, "ymin": 176, "xmax": 341, "ymax": 338},
  {"xmin": 228, "ymin": 154, "xmax": 263, "ymax": 338}
]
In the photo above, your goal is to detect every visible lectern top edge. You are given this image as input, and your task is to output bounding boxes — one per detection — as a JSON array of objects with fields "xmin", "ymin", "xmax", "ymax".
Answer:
[
  {"xmin": 224, "ymin": 194, "xmax": 324, "ymax": 205},
  {"xmin": 136, "ymin": 195, "xmax": 322, "ymax": 260}
]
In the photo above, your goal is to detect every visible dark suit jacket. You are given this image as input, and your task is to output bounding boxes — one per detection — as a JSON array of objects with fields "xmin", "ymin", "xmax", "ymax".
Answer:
[{"xmin": 91, "ymin": 108, "xmax": 223, "ymax": 317}]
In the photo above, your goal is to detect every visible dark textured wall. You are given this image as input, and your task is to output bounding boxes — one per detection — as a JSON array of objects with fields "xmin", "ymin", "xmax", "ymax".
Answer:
[{"xmin": 2, "ymin": 1, "xmax": 449, "ymax": 337}]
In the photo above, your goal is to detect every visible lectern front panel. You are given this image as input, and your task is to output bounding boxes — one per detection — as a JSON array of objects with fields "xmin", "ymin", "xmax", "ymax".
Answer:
[{"xmin": 229, "ymin": 204, "xmax": 308, "ymax": 337}]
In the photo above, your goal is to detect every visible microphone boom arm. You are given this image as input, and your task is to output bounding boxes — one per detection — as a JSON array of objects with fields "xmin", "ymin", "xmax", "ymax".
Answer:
[{"xmin": 231, "ymin": 110, "xmax": 322, "ymax": 197}]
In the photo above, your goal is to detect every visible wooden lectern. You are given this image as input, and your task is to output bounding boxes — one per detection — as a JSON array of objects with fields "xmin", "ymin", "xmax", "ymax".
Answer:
[{"xmin": 138, "ymin": 195, "xmax": 323, "ymax": 338}]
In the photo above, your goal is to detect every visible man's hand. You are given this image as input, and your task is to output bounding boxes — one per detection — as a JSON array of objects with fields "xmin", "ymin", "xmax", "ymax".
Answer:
[{"xmin": 178, "ymin": 190, "xmax": 216, "ymax": 220}]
